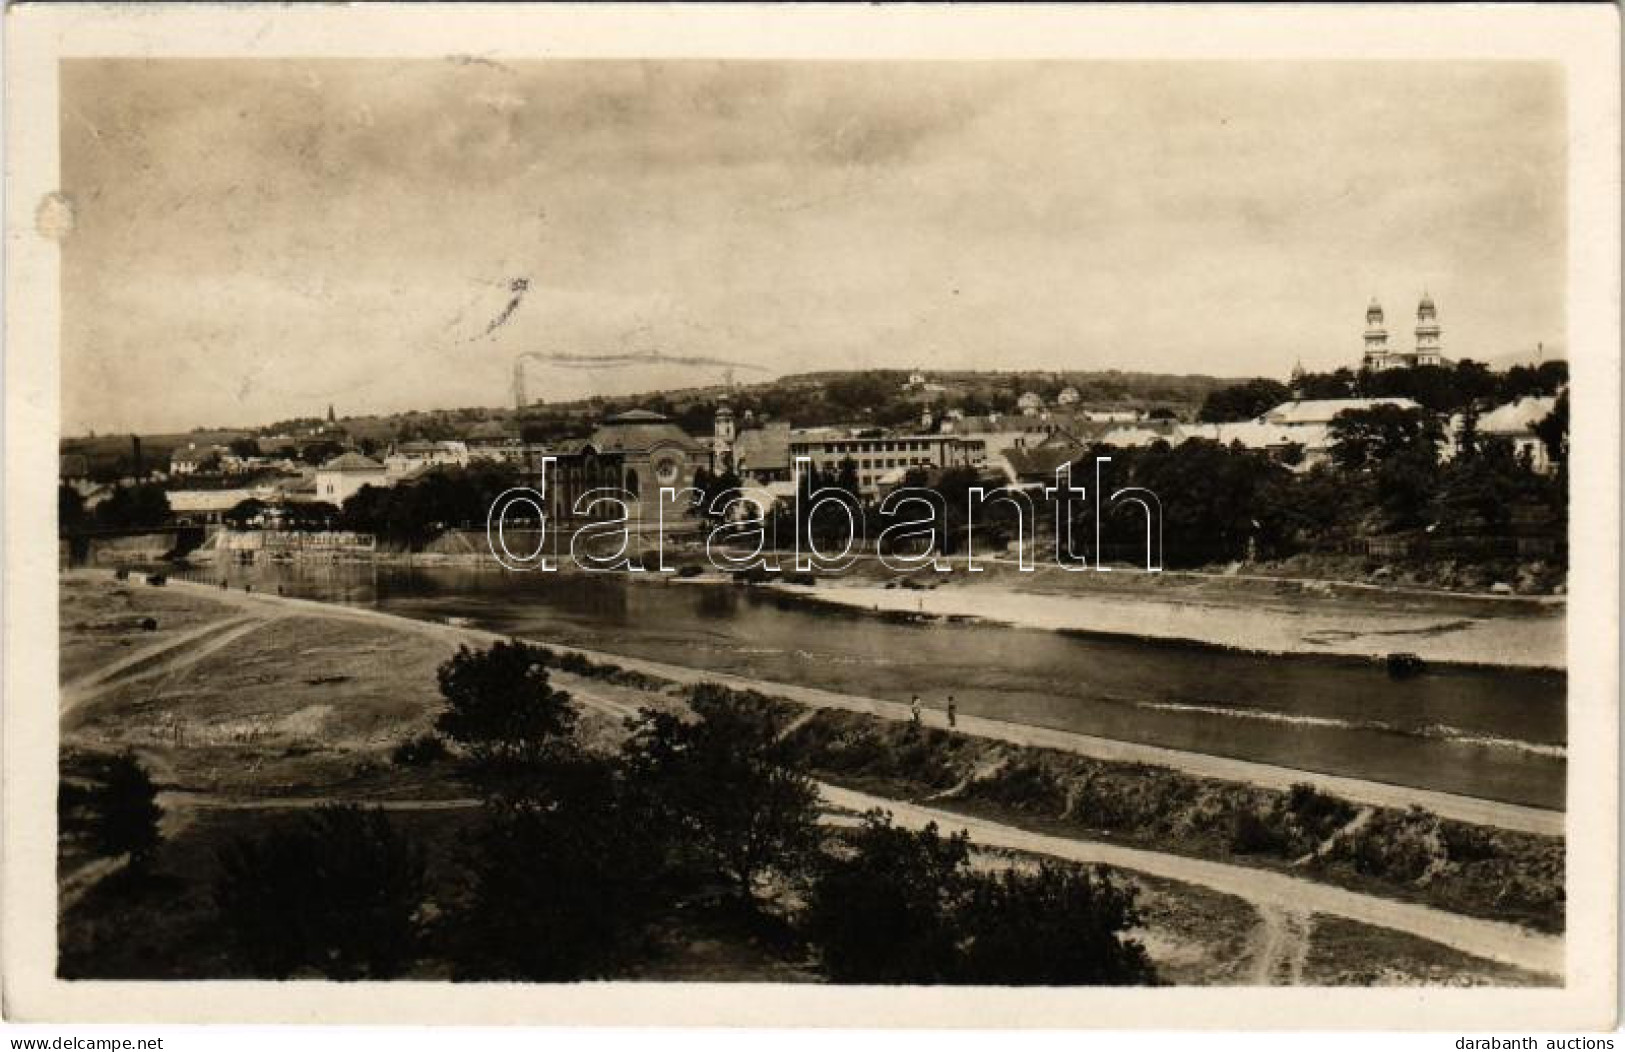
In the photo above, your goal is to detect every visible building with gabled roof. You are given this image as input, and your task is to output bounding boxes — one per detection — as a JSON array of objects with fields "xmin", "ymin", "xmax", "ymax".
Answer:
[{"xmin": 314, "ymin": 452, "xmax": 386, "ymax": 506}]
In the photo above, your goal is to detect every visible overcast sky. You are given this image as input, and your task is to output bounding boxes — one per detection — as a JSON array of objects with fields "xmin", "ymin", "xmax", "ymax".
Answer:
[{"xmin": 61, "ymin": 59, "xmax": 1565, "ymax": 434}]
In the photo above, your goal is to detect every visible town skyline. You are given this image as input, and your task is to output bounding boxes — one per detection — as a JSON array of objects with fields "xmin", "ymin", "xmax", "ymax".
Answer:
[{"xmin": 61, "ymin": 59, "xmax": 1564, "ymax": 434}]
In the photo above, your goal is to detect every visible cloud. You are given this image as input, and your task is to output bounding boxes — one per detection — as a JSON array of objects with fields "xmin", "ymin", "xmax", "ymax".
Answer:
[{"xmin": 60, "ymin": 59, "xmax": 1564, "ymax": 433}]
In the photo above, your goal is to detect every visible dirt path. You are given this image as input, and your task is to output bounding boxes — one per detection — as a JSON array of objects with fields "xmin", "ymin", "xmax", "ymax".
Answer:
[
  {"xmin": 131, "ymin": 575, "xmax": 1561, "ymax": 837},
  {"xmin": 817, "ymin": 783, "xmax": 1563, "ymax": 978},
  {"xmin": 1249, "ymin": 906, "xmax": 1314, "ymax": 985},
  {"xmin": 59, "ymin": 855, "xmax": 128, "ymax": 913},
  {"xmin": 62, "ymin": 614, "xmax": 265, "ymax": 713}
]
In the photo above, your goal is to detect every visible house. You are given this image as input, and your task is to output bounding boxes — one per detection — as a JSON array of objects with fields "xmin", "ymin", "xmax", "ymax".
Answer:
[
  {"xmin": 1182, "ymin": 420, "xmax": 1332, "ymax": 470},
  {"xmin": 733, "ymin": 422, "xmax": 793, "ymax": 484},
  {"xmin": 1017, "ymin": 392, "xmax": 1045, "ymax": 415},
  {"xmin": 169, "ymin": 489, "xmax": 251, "ymax": 526},
  {"xmin": 1459, "ymin": 395, "xmax": 1560, "ymax": 474},
  {"xmin": 1056, "ymin": 387, "xmax": 1081, "ymax": 406},
  {"xmin": 384, "ymin": 440, "xmax": 471, "ymax": 480},
  {"xmin": 168, "ymin": 443, "xmax": 218, "ymax": 476},
  {"xmin": 1259, "ymin": 397, "xmax": 1420, "ymax": 426},
  {"xmin": 465, "ymin": 420, "xmax": 524, "ymax": 463},
  {"xmin": 314, "ymin": 452, "xmax": 387, "ymax": 506}
]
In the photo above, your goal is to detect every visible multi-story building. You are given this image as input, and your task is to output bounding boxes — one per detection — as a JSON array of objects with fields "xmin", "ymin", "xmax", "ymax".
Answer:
[{"xmin": 788, "ymin": 430, "xmax": 985, "ymax": 498}]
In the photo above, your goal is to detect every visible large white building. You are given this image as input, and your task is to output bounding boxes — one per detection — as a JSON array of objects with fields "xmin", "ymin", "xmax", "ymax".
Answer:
[{"xmin": 788, "ymin": 430, "xmax": 985, "ymax": 498}]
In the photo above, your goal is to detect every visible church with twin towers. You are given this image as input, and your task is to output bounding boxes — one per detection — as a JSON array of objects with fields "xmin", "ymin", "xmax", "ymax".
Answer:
[{"xmin": 1361, "ymin": 294, "xmax": 1447, "ymax": 371}]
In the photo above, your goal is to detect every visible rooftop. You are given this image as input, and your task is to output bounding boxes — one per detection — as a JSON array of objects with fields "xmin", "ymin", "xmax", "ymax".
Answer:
[{"xmin": 319, "ymin": 452, "xmax": 385, "ymax": 472}]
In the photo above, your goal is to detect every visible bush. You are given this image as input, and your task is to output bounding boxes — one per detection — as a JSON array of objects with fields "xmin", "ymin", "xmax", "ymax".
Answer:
[
  {"xmin": 1228, "ymin": 807, "xmax": 1285, "ymax": 855},
  {"xmin": 622, "ymin": 685, "xmax": 820, "ymax": 901},
  {"xmin": 451, "ymin": 756, "xmax": 674, "ymax": 980},
  {"xmin": 92, "ymin": 752, "xmax": 162, "ymax": 871},
  {"xmin": 434, "ymin": 641, "xmax": 578, "ymax": 776},
  {"xmin": 1285, "ymin": 782, "xmax": 1357, "ymax": 842},
  {"xmin": 803, "ymin": 811, "xmax": 971, "ymax": 983},
  {"xmin": 391, "ymin": 733, "xmax": 449, "ymax": 767},
  {"xmin": 213, "ymin": 806, "xmax": 426, "ymax": 979},
  {"xmin": 955, "ymin": 863, "xmax": 1155, "ymax": 986},
  {"xmin": 804, "ymin": 812, "xmax": 1157, "ymax": 985}
]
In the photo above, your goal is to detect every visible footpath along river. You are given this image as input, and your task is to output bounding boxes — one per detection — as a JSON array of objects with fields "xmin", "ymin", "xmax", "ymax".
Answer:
[{"xmin": 181, "ymin": 562, "xmax": 1566, "ymax": 811}]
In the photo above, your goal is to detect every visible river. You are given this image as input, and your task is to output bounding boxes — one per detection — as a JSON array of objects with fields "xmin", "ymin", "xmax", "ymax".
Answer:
[{"xmin": 183, "ymin": 561, "xmax": 1567, "ymax": 811}]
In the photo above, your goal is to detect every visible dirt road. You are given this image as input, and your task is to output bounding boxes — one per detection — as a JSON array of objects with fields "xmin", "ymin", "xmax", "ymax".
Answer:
[{"xmin": 818, "ymin": 783, "xmax": 1563, "ymax": 978}]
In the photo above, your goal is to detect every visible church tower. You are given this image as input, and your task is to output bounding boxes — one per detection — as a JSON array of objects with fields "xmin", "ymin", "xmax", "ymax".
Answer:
[
  {"xmin": 1414, "ymin": 293, "xmax": 1443, "ymax": 366},
  {"xmin": 1362, "ymin": 298, "xmax": 1390, "ymax": 371},
  {"xmin": 711, "ymin": 400, "xmax": 736, "ymax": 475}
]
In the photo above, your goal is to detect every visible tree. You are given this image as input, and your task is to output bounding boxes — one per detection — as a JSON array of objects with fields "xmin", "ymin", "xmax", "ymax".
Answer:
[
  {"xmin": 59, "ymin": 484, "xmax": 87, "ymax": 532},
  {"xmin": 451, "ymin": 754, "xmax": 674, "ymax": 980},
  {"xmin": 1196, "ymin": 379, "xmax": 1290, "ymax": 423},
  {"xmin": 92, "ymin": 752, "xmax": 161, "ymax": 872},
  {"xmin": 213, "ymin": 806, "xmax": 426, "ymax": 980},
  {"xmin": 1373, "ymin": 444, "xmax": 1442, "ymax": 532},
  {"xmin": 1294, "ymin": 368, "xmax": 1357, "ymax": 400},
  {"xmin": 226, "ymin": 437, "xmax": 261, "ymax": 459},
  {"xmin": 224, "ymin": 498, "xmax": 267, "ymax": 529},
  {"xmin": 621, "ymin": 684, "xmax": 820, "ymax": 903},
  {"xmin": 955, "ymin": 863, "xmax": 1155, "ymax": 985},
  {"xmin": 803, "ymin": 811, "xmax": 970, "ymax": 983},
  {"xmin": 434, "ymin": 642, "xmax": 579, "ymax": 778},
  {"xmin": 1533, "ymin": 392, "xmax": 1569, "ymax": 468},
  {"xmin": 300, "ymin": 440, "xmax": 346, "ymax": 466},
  {"xmin": 93, "ymin": 483, "xmax": 170, "ymax": 529},
  {"xmin": 804, "ymin": 811, "xmax": 1158, "ymax": 986},
  {"xmin": 1328, "ymin": 404, "xmax": 1443, "ymax": 472}
]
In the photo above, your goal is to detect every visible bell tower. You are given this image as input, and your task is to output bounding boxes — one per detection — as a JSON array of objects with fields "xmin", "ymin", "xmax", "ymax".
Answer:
[
  {"xmin": 1362, "ymin": 298, "xmax": 1390, "ymax": 370},
  {"xmin": 1414, "ymin": 293, "xmax": 1443, "ymax": 366},
  {"xmin": 712, "ymin": 400, "xmax": 736, "ymax": 474}
]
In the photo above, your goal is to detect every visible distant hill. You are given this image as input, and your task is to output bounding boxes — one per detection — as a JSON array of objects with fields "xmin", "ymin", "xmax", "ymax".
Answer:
[{"xmin": 60, "ymin": 368, "xmax": 1263, "ymax": 468}]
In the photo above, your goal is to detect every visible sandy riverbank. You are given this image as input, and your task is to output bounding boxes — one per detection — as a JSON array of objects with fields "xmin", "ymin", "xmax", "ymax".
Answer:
[{"xmin": 289, "ymin": 543, "xmax": 1565, "ymax": 669}]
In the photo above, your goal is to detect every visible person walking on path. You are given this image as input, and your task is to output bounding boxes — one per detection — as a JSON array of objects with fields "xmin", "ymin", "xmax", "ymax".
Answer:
[
  {"xmin": 946, "ymin": 695, "xmax": 957, "ymax": 729},
  {"xmin": 910, "ymin": 694, "xmax": 922, "ymax": 728}
]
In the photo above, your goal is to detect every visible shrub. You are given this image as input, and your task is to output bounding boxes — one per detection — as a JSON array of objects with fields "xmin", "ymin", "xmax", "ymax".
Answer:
[
  {"xmin": 213, "ymin": 806, "xmax": 426, "ymax": 979},
  {"xmin": 92, "ymin": 752, "xmax": 162, "ymax": 871},
  {"xmin": 804, "ymin": 812, "xmax": 1157, "ymax": 986},
  {"xmin": 391, "ymin": 733, "xmax": 449, "ymax": 767},
  {"xmin": 434, "ymin": 641, "xmax": 578, "ymax": 776},
  {"xmin": 803, "ymin": 811, "xmax": 971, "ymax": 983},
  {"xmin": 622, "ymin": 688, "xmax": 820, "ymax": 901},
  {"xmin": 955, "ymin": 863, "xmax": 1155, "ymax": 986},
  {"xmin": 1228, "ymin": 808, "xmax": 1286, "ymax": 856},
  {"xmin": 451, "ymin": 756, "xmax": 674, "ymax": 980}
]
